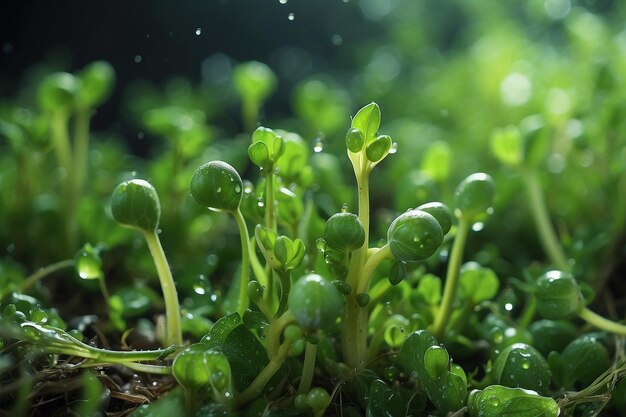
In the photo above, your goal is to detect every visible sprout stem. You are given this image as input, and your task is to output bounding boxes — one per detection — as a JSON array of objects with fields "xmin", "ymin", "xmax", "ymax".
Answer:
[
  {"xmin": 73, "ymin": 108, "xmax": 91, "ymax": 203},
  {"xmin": 298, "ymin": 341, "xmax": 317, "ymax": 394},
  {"xmin": 520, "ymin": 169, "xmax": 570, "ymax": 271},
  {"xmin": 233, "ymin": 209, "xmax": 252, "ymax": 316},
  {"xmin": 356, "ymin": 244, "xmax": 393, "ymax": 295},
  {"xmin": 78, "ymin": 361, "xmax": 172, "ymax": 375},
  {"xmin": 275, "ymin": 270, "xmax": 291, "ymax": 318},
  {"xmin": 20, "ymin": 259, "xmax": 76, "ymax": 292},
  {"xmin": 578, "ymin": 307, "xmax": 626, "ymax": 336},
  {"xmin": 236, "ymin": 339, "xmax": 293, "ymax": 407},
  {"xmin": 142, "ymin": 230, "xmax": 183, "ymax": 346},
  {"xmin": 267, "ymin": 310, "xmax": 296, "ymax": 358},
  {"xmin": 264, "ymin": 172, "xmax": 277, "ymax": 232},
  {"xmin": 432, "ymin": 216, "xmax": 471, "ymax": 340}
]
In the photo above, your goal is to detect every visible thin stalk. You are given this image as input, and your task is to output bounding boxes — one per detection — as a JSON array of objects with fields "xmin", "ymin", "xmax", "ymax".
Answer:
[
  {"xmin": 267, "ymin": 310, "xmax": 296, "ymax": 358},
  {"xmin": 264, "ymin": 172, "xmax": 277, "ymax": 232},
  {"xmin": 517, "ymin": 294, "xmax": 537, "ymax": 329},
  {"xmin": 233, "ymin": 209, "xmax": 252, "ymax": 316},
  {"xmin": 578, "ymin": 307, "xmax": 626, "ymax": 336},
  {"xmin": 432, "ymin": 216, "xmax": 471, "ymax": 340},
  {"xmin": 356, "ymin": 244, "xmax": 393, "ymax": 295},
  {"xmin": 298, "ymin": 341, "xmax": 318, "ymax": 394},
  {"xmin": 98, "ymin": 276, "xmax": 111, "ymax": 304},
  {"xmin": 235, "ymin": 340, "xmax": 293, "ymax": 407},
  {"xmin": 342, "ymin": 171, "xmax": 371, "ymax": 368},
  {"xmin": 520, "ymin": 169, "xmax": 570, "ymax": 271},
  {"xmin": 73, "ymin": 108, "xmax": 91, "ymax": 201},
  {"xmin": 78, "ymin": 361, "xmax": 172, "ymax": 375},
  {"xmin": 143, "ymin": 231, "xmax": 183, "ymax": 346},
  {"xmin": 242, "ymin": 98, "xmax": 258, "ymax": 134},
  {"xmin": 21, "ymin": 259, "xmax": 75, "ymax": 292},
  {"xmin": 49, "ymin": 113, "xmax": 73, "ymax": 182}
]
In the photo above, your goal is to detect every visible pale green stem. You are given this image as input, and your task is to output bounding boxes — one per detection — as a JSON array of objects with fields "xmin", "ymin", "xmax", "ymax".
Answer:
[
  {"xmin": 275, "ymin": 270, "xmax": 291, "ymax": 318},
  {"xmin": 264, "ymin": 172, "xmax": 276, "ymax": 232},
  {"xmin": 578, "ymin": 307, "xmax": 626, "ymax": 336},
  {"xmin": 20, "ymin": 259, "xmax": 76, "ymax": 292},
  {"xmin": 249, "ymin": 239, "xmax": 268, "ymax": 288},
  {"xmin": 298, "ymin": 341, "xmax": 318, "ymax": 394},
  {"xmin": 432, "ymin": 216, "xmax": 471, "ymax": 340},
  {"xmin": 49, "ymin": 113, "xmax": 73, "ymax": 182},
  {"xmin": 235, "ymin": 340, "xmax": 293, "ymax": 407},
  {"xmin": 520, "ymin": 169, "xmax": 570, "ymax": 271},
  {"xmin": 143, "ymin": 230, "xmax": 183, "ymax": 346},
  {"xmin": 233, "ymin": 209, "xmax": 252, "ymax": 316},
  {"xmin": 73, "ymin": 107, "xmax": 91, "ymax": 201},
  {"xmin": 98, "ymin": 276, "xmax": 111, "ymax": 304},
  {"xmin": 518, "ymin": 294, "xmax": 537, "ymax": 329},
  {"xmin": 267, "ymin": 310, "xmax": 296, "ymax": 358},
  {"xmin": 78, "ymin": 361, "xmax": 172, "ymax": 375},
  {"xmin": 242, "ymin": 98, "xmax": 258, "ymax": 134},
  {"xmin": 342, "ymin": 170, "xmax": 371, "ymax": 369},
  {"xmin": 356, "ymin": 244, "xmax": 393, "ymax": 295}
]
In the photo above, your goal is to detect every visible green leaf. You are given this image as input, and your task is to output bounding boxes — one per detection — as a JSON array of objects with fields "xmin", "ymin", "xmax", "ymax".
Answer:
[
  {"xmin": 233, "ymin": 61, "xmax": 277, "ymax": 103},
  {"xmin": 346, "ymin": 128, "xmax": 365, "ymax": 153},
  {"xmin": 365, "ymin": 134, "xmax": 392, "ymax": 163},
  {"xmin": 490, "ymin": 343, "xmax": 551, "ymax": 394},
  {"xmin": 467, "ymin": 385, "xmax": 559, "ymax": 417},
  {"xmin": 415, "ymin": 274, "xmax": 442, "ymax": 306},
  {"xmin": 254, "ymin": 225, "xmax": 280, "ymax": 270},
  {"xmin": 422, "ymin": 141, "xmax": 452, "ymax": 181},
  {"xmin": 453, "ymin": 172, "xmax": 495, "ymax": 220},
  {"xmin": 491, "ymin": 125, "xmax": 522, "ymax": 166},
  {"xmin": 398, "ymin": 330, "xmax": 466, "ymax": 413},
  {"xmin": 248, "ymin": 141, "xmax": 271, "ymax": 170},
  {"xmin": 275, "ymin": 130, "xmax": 309, "ymax": 184},
  {"xmin": 201, "ymin": 313, "xmax": 269, "ymax": 392},
  {"xmin": 273, "ymin": 236, "xmax": 293, "ymax": 267},
  {"xmin": 366, "ymin": 380, "xmax": 405, "ymax": 417},
  {"xmin": 552, "ymin": 334, "xmax": 610, "ymax": 388},
  {"xmin": 77, "ymin": 60, "xmax": 115, "ymax": 109},
  {"xmin": 459, "ymin": 262, "xmax": 499, "ymax": 303},
  {"xmin": 424, "ymin": 345, "xmax": 450, "ymax": 378},
  {"xmin": 351, "ymin": 102, "xmax": 381, "ymax": 145}
]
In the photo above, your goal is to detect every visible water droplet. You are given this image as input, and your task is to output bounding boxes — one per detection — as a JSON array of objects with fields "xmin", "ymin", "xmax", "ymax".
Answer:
[
  {"xmin": 134, "ymin": 54, "xmax": 142, "ymax": 64},
  {"xmin": 315, "ymin": 238, "xmax": 326, "ymax": 252},
  {"xmin": 472, "ymin": 222, "xmax": 485, "ymax": 232},
  {"xmin": 195, "ymin": 28, "xmax": 202, "ymax": 35},
  {"xmin": 279, "ymin": 0, "xmax": 288, "ymax": 3},
  {"xmin": 210, "ymin": 293, "xmax": 219, "ymax": 302},
  {"xmin": 131, "ymin": 170, "xmax": 137, "ymax": 177},
  {"xmin": 216, "ymin": 187, "xmax": 222, "ymax": 193},
  {"xmin": 340, "ymin": 203, "xmax": 349, "ymax": 213},
  {"xmin": 137, "ymin": 132, "xmax": 145, "ymax": 140},
  {"xmin": 331, "ymin": 34, "xmax": 343, "ymax": 46},
  {"xmin": 234, "ymin": 184, "xmax": 242, "ymax": 193},
  {"xmin": 504, "ymin": 303, "xmax": 513, "ymax": 311},
  {"xmin": 521, "ymin": 359, "xmax": 530, "ymax": 370},
  {"xmin": 257, "ymin": 197, "xmax": 264, "ymax": 208},
  {"xmin": 243, "ymin": 181, "xmax": 253, "ymax": 193},
  {"xmin": 6, "ymin": 243, "xmax": 15, "ymax": 253},
  {"xmin": 491, "ymin": 329, "xmax": 504, "ymax": 344},
  {"xmin": 490, "ymin": 396, "xmax": 500, "ymax": 407},
  {"xmin": 193, "ymin": 275, "xmax": 210, "ymax": 295},
  {"xmin": 288, "ymin": 13, "xmax": 295, "ymax": 20},
  {"xmin": 313, "ymin": 137, "xmax": 324, "ymax": 152},
  {"xmin": 389, "ymin": 142, "xmax": 398, "ymax": 154}
]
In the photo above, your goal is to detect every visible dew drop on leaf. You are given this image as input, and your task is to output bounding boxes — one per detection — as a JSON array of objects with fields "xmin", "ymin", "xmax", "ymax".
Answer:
[{"xmin": 313, "ymin": 137, "xmax": 324, "ymax": 152}]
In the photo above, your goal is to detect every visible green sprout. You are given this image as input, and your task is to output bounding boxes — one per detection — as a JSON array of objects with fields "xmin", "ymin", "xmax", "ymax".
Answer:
[{"xmin": 110, "ymin": 178, "xmax": 182, "ymax": 346}]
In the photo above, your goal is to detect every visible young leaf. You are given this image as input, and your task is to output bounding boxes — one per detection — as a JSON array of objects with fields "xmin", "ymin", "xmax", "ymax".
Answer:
[
  {"xmin": 351, "ymin": 102, "xmax": 381, "ymax": 144},
  {"xmin": 458, "ymin": 262, "xmax": 499, "ymax": 304},
  {"xmin": 366, "ymin": 380, "xmax": 405, "ymax": 417},
  {"xmin": 467, "ymin": 385, "xmax": 559, "ymax": 417},
  {"xmin": 366, "ymin": 134, "xmax": 392, "ymax": 163}
]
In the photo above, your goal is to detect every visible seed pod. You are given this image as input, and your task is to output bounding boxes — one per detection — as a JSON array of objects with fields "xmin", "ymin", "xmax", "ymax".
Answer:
[
  {"xmin": 190, "ymin": 161, "xmax": 243, "ymax": 212},
  {"xmin": 110, "ymin": 179, "xmax": 160, "ymax": 232},
  {"xmin": 416, "ymin": 202, "xmax": 453, "ymax": 235},
  {"xmin": 535, "ymin": 270, "xmax": 583, "ymax": 320},
  {"xmin": 323, "ymin": 212, "xmax": 365, "ymax": 252},
  {"xmin": 454, "ymin": 173, "xmax": 495, "ymax": 219},
  {"xmin": 387, "ymin": 209, "xmax": 443, "ymax": 262},
  {"xmin": 288, "ymin": 274, "xmax": 343, "ymax": 330}
]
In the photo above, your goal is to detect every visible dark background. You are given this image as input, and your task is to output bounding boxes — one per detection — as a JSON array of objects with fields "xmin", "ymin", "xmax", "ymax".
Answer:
[{"xmin": 0, "ymin": 0, "xmax": 379, "ymax": 151}]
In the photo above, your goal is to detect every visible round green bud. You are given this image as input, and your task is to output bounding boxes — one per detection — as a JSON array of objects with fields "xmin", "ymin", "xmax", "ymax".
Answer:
[
  {"xmin": 233, "ymin": 61, "xmax": 277, "ymax": 102},
  {"xmin": 356, "ymin": 293, "xmax": 370, "ymax": 307},
  {"xmin": 110, "ymin": 179, "xmax": 160, "ymax": 232},
  {"xmin": 190, "ymin": 161, "xmax": 243, "ymax": 212},
  {"xmin": 247, "ymin": 280, "xmax": 264, "ymax": 302},
  {"xmin": 535, "ymin": 270, "xmax": 583, "ymax": 320},
  {"xmin": 416, "ymin": 202, "xmax": 453, "ymax": 235},
  {"xmin": 453, "ymin": 173, "xmax": 495, "ymax": 219},
  {"xmin": 283, "ymin": 323, "xmax": 304, "ymax": 343},
  {"xmin": 307, "ymin": 387, "xmax": 331, "ymax": 413},
  {"xmin": 288, "ymin": 274, "xmax": 343, "ymax": 330},
  {"xmin": 346, "ymin": 127, "xmax": 364, "ymax": 153},
  {"xmin": 491, "ymin": 343, "xmax": 551, "ymax": 394},
  {"xmin": 387, "ymin": 209, "xmax": 443, "ymax": 262},
  {"xmin": 38, "ymin": 72, "xmax": 78, "ymax": 114},
  {"xmin": 172, "ymin": 343, "xmax": 211, "ymax": 390},
  {"xmin": 323, "ymin": 212, "xmax": 365, "ymax": 252}
]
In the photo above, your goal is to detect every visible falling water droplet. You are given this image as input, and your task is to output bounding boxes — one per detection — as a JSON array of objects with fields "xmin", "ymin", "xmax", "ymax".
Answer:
[
  {"xmin": 313, "ymin": 138, "xmax": 324, "ymax": 153},
  {"xmin": 279, "ymin": 0, "xmax": 288, "ymax": 3},
  {"xmin": 193, "ymin": 275, "xmax": 210, "ymax": 295},
  {"xmin": 195, "ymin": 28, "xmax": 202, "ymax": 35},
  {"xmin": 134, "ymin": 55, "xmax": 142, "ymax": 64},
  {"xmin": 288, "ymin": 13, "xmax": 295, "ymax": 20}
]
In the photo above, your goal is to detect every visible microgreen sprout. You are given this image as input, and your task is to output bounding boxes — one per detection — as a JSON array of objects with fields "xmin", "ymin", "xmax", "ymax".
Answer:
[{"xmin": 110, "ymin": 178, "xmax": 182, "ymax": 346}]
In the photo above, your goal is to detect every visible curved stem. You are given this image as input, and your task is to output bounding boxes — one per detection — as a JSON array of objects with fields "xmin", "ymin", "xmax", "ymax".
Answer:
[
  {"xmin": 520, "ymin": 169, "xmax": 570, "ymax": 271},
  {"xmin": 236, "ymin": 340, "xmax": 292, "ymax": 407},
  {"xmin": 78, "ymin": 361, "xmax": 172, "ymax": 375},
  {"xmin": 298, "ymin": 341, "xmax": 317, "ymax": 394},
  {"xmin": 143, "ymin": 231, "xmax": 183, "ymax": 346},
  {"xmin": 578, "ymin": 307, "xmax": 626, "ymax": 336},
  {"xmin": 264, "ymin": 172, "xmax": 276, "ymax": 232},
  {"xmin": 233, "ymin": 209, "xmax": 252, "ymax": 316},
  {"xmin": 21, "ymin": 259, "xmax": 76, "ymax": 292},
  {"xmin": 275, "ymin": 270, "xmax": 291, "ymax": 318},
  {"xmin": 432, "ymin": 216, "xmax": 471, "ymax": 340},
  {"xmin": 356, "ymin": 244, "xmax": 393, "ymax": 295},
  {"xmin": 267, "ymin": 310, "xmax": 296, "ymax": 358}
]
